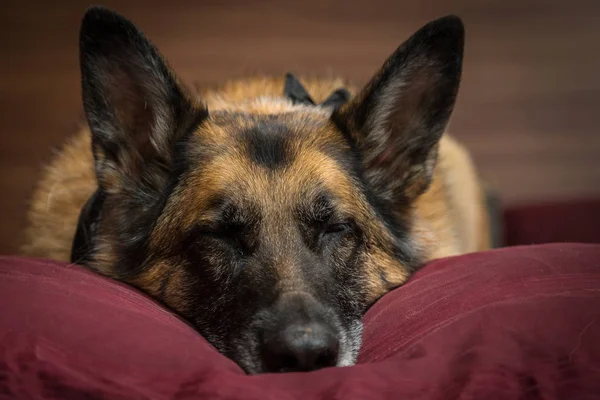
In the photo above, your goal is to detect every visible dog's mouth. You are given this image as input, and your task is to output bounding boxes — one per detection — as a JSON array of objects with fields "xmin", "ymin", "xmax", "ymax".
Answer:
[
  {"xmin": 223, "ymin": 293, "xmax": 364, "ymax": 374},
  {"xmin": 230, "ymin": 322, "xmax": 363, "ymax": 375}
]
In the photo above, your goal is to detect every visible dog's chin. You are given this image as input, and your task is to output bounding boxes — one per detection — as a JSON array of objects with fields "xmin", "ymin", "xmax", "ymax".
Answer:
[
  {"xmin": 231, "ymin": 320, "xmax": 364, "ymax": 375},
  {"xmin": 335, "ymin": 319, "xmax": 364, "ymax": 367}
]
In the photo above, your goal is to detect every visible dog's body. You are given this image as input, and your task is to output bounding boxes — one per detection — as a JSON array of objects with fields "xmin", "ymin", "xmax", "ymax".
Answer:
[{"xmin": 21, "ymin": 7, "xmax": 490, "ymax": 374}]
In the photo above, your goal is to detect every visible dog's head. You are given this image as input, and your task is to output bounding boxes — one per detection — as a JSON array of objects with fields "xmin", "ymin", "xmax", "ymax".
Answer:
[{"xmin": 75, "ymin": 7, "xmax": 463, "ymax": 374}]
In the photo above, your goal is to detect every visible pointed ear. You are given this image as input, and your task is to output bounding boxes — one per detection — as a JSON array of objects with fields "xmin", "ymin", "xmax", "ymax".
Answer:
[
  {"xmin": 333, "ymin": 16, "xmax": 464, "ymax": 203},
  {"xmin": 80, "ymin": 7, "xmax": 206, "ymax": 192}
]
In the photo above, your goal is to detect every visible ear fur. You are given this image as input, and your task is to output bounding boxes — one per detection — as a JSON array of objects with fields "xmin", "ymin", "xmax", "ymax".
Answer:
[
  {"xmin": 80, "ymin": 6, "xmax": 206, "ymax": 193},
  {"xmin": 334, "ymin": 16, "xmax": 464, "ymax": 203}
]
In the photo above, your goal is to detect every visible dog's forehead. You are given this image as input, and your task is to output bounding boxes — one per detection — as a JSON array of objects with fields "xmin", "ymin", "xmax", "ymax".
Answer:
[
  {"xmin": 175, "ymin": 112, "xmax": 359, "ymax": 219},
  {"xmin": 205, "ymin": 110, "xmax": 333, "ymax": 143},
  {"xmin": 192, "ymin": 110, "xmax": 347, "ymax": 172}
]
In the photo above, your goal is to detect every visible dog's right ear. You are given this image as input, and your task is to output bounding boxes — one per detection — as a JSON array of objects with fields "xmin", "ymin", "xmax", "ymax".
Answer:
[{"xmin": 80, "ymin": 6, "xmax": 206, "ymax": 193}]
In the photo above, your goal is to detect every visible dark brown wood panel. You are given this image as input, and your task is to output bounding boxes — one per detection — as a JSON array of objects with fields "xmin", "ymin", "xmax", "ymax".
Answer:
[{"xmin": 2, "ymin": 0, "xmax": 600, "ymax": 254}]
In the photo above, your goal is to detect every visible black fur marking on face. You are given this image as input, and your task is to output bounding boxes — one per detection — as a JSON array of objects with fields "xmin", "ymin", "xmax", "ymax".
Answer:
[{"xmin": 243, "ymin": 122, "xmax": 292, "ymax": 169}]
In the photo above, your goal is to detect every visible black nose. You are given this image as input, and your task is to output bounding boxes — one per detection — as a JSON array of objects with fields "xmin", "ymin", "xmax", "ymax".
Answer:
[{"xmin": 261, "ymin": 323, "xmax": 339, "ymax": 373}]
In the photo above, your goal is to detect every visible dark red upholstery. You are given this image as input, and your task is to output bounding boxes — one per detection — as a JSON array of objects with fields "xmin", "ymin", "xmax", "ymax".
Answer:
[
  {"xmin": 504, "ymin": 198, "xmax": 600, "ymax": 246},
  {"xmin": 2, "ymin": 243, "xmax": 600, "ymax": 399}
]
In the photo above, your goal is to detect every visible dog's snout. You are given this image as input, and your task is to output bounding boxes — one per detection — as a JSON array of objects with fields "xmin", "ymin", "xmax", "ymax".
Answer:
[
  {"xmin": 262, "ymin": 323, "xmax": 339, "ymax": 372},
  {"xmin": 257, "ymin": 292, "xmax": 340, "ymax": 373}
]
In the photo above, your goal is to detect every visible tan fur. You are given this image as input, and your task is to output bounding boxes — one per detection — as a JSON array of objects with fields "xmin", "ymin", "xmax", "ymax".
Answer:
[
  {"xmin": 21, "ymin": 132, "xmax": 96, "ymax": 261},
  {"xmin": 21, "ymin": 77, "xmax": 489, "ymax": 279},
  {"xmin": 414, "ymin": 135, "xmax": 490, "ymax": 260}
]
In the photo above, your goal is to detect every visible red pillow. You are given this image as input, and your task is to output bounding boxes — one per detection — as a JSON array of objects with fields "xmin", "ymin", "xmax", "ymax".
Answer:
[{"xmin": 2, "ymin": 243, "xmax": 600, "ymax": 399}]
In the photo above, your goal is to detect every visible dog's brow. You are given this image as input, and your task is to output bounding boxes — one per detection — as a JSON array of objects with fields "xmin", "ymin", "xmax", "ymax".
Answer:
[
  {"xmin": 198, "ymin": 194, "xmax": 260, "ymax": 226},
  {"xmin": 194, "ymin": 193, "xmax": 230, "ymax": 223},
  {"xmin": 296, "ymin": 190, "xmax": 334, "ymax": 222}
]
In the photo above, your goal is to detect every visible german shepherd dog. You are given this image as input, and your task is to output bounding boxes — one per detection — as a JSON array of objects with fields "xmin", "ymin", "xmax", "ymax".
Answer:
[{"xmin": 21, "ymin": 7, "xmax": 491, "ymax": 374}]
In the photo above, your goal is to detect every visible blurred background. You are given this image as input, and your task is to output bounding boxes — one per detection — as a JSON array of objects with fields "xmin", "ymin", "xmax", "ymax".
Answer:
[{"xmin": 2, "ymin": 0, "xmax": 600, "ymax": 255}]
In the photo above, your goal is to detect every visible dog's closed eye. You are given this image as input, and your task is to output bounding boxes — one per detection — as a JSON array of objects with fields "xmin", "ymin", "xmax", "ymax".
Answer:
[
  {"xmin": 323, "ymin": 222, "xmax": 353, "ymax": 236},
  {"xmin": 200, "ymin": 225, "xmax": 255, "ymax": 257}
]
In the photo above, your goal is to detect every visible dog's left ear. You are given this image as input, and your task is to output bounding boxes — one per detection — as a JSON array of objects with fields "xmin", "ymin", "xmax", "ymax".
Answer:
[{"xmin": 334, "ymin": 16, "xmax": 464, "ymax": 203}]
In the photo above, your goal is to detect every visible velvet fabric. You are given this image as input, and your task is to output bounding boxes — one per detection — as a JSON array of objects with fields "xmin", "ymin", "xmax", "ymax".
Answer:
[{"xmin": 2, "ymin": 243, "xmax": 600, "ymax": 399}]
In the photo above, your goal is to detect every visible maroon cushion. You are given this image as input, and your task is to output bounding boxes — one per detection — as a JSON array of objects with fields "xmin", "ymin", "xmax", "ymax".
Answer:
[
  {"xmin": 504, "ymin": 198, "xmax": 600, "ymax": 246},
  {"xmin": 2, "ymin": 243, "xmax": 600, "ymax": 399}
]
